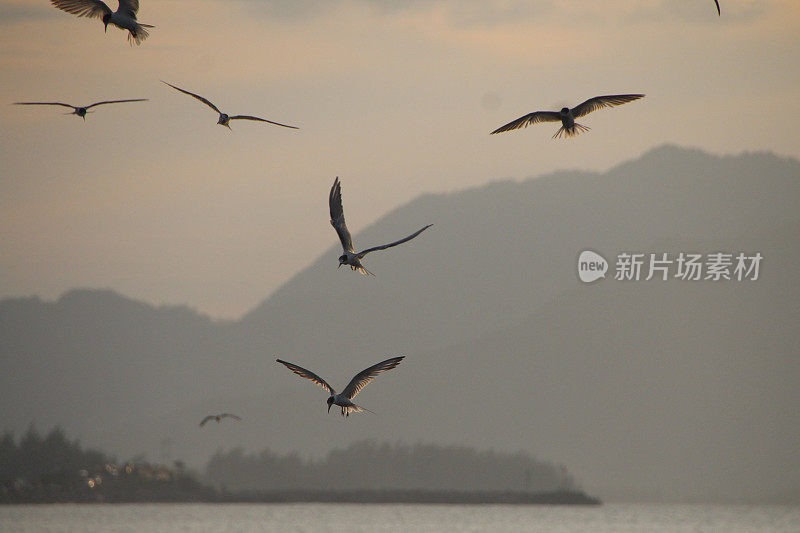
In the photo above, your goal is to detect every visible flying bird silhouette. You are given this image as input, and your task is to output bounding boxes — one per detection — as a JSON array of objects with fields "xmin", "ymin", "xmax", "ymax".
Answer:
[
  {"xmin": 276, "ymin": 357, "xmax": 405, "ymax": 417},
  {"xmin": 199, "ymin": 413, "xmax": 242, "ymax": 427},
  {"xmin": 13, "ymin": 99, "xmax": 147, "ymax": 120},
  {"xmin": 162, "ymin": 82, "xmax": 298, "ymax": 130},
  {"xmin": 329, "ymin": 177, "xmax": 432, "ymax": 275},
  {"xmin": 49, "ymin": 0, "xmax": 154, "ymax": 45},
  {"xmin": 491, "ymin": 94, "xmax": 644, "ymax": 139}
]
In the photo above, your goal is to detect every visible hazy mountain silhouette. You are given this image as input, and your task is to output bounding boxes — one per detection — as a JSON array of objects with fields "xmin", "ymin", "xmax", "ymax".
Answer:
[{"xmin": 1, "ymin": 145, "xmax": 797, "ymax": 503}]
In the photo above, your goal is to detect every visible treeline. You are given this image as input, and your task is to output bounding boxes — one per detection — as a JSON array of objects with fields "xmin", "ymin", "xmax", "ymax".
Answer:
[
  {"xmin": 0, "ymin": 427, "xmax": 106, "ymax": 492},
  {"xmin": 206, "ymin": 440, "xmax": 576, "ymax": 493},
  {"xmin": 0, "ymin": 427, "xmax": 214, "ymax": 503},
  {"xmin": 0, "ymin": 428, "xmax": 596, "ymax": 504}
]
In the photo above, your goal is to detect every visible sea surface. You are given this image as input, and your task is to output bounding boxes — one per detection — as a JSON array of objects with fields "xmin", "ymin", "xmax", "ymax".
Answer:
[{"xmin": 1, "ymin": 503, "xmax": 798, "ymax": 532}]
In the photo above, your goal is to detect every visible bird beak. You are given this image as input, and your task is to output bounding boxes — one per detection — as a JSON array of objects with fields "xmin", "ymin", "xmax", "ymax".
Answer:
[
  {"xmin": 337, "ymin": 264, "xmax": 342, "ymax": 269},
  {"xmin": 104, "ymin": 23, "xmax": 108, "ymax": 33},
  {"xmin": 327, "ymin": 403, "xmax": 332, "ymax": 413}
]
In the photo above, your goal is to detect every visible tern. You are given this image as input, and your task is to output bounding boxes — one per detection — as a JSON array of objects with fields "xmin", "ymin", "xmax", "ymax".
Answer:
[
  {"xmin": 50, "ymin": 0, "xmax": 154, "ymax": 45},
  {"xmin": 491, "ymin": 94, "xmax": 644, "ymax": 139},
  {"xmin": 13, "ymin": 99, "xmax": 148, "ymax": 120},
  {"xmin": 276, "ymin": 357, "xmax": 405, "ymax": 417},
  {"xmin": 330, "ymin": 177, "xmax": 432, "ymax": 275},
  {"xmin": 199, "ymin": 413, "xmax": 242, "ymax": 427},
  {"xmin": 162, "ymin": 81, "xmax": 298, "ymax": 130}
]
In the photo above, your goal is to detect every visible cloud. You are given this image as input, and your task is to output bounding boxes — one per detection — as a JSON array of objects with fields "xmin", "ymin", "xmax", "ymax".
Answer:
[{"xmin": 236, "ymin": 0, "xmax": 555, "ymax": 27}]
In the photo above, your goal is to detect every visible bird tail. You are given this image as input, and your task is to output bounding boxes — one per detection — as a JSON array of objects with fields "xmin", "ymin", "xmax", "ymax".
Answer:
[
  {"xmin": 353, "ymin": 263, "xmax": 374, "ymax": 276},
  {"xmin": 128, "ymin": 24, "xmax": 152, "ymax": 46},
  {"xmin": 348, "ymin": 404, "xmax": 375, "ymax": 415},
  {"xmin": 553, "ymin": 123, "xmax": 590, "ymax": 139}
]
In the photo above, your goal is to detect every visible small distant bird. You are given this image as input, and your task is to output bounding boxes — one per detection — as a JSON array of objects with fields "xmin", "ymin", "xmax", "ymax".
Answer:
[
  {"xmin": 330, "ymin": 177, "xmax": 432, "ymax": 275},
  {"xmin": 162, "ymin": 81, "xmax": 298, "ymax": 130},
  {"xmin": 49, "ymin": 0, "xmax": 154, "ymax": 45},
  {"xmin": 714, "ymin": 1, "xmax": 721, "ymax": 16},
  {"xmin": 13, "ymin": 99, "xmax": 147, "ymax": 120},
  {"xmin": 491, "ymin": 94, "xmax": 644, "ymax": 139},
  {"xmin": 199, "ymin": 413, "xmax": 242, "ymax": 427},
  {"xmin": 276, "ymin": 357, "xmax": 405, "ymax": 417}
]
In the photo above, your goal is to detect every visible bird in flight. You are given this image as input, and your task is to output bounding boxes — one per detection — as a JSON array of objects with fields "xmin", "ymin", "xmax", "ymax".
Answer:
[
  {"xmin": 329, "ymin": 177, "xmax": 432, "ymax": 276},
  {"xmin": 199, "ymin": 413, "xmax": 242, "ymax": 427},
  {"xmin": 162, "ymin": 82, "xmax": 299, "ymax": 130},
  {"xmin": 13, "ymin": 98, "xmax": 147, "ymax": 120},
  {"xmin": 276, "ymin": 357, "xmax": 405, "ymax": 417},
  {"xmin": 491, "ymin": 94, "xmax": 644, "ymax": 139},
  {"xmin": 49, "ymin": 0, "xmax": 154, "ymax": 45}
]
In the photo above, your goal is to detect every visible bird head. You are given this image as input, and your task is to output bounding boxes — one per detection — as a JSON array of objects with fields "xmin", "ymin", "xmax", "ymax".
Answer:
[
  {"xmin": 102, "ymin": 14, "xmax": 110, "ymax": 32},
  {"xmin": 327, "ymin": 396, "xmax": 334, "ymax": 413},
  {"xmin": 338, "ymin": 255, "xmax": 347, "ymax": 267},
  {"xmin": 560, "ymin": 107, "xmax": 570, "ymax": 115}
]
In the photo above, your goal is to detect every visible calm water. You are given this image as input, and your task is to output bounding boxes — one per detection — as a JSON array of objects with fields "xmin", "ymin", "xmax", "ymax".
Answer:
[{"xmin": 1, "ymin": 503, "xmax": 798, "ymax": 532}]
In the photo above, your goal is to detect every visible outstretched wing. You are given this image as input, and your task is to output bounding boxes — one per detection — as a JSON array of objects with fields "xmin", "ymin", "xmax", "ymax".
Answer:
[
  {"xmin": 14, "ymin": 101, "xmax": 77, "ymax": 110},
  {"xmin": 220, "ymin": 413, "xmax": 242, "ymax": 421},
  {"xmin": 85, "ymin": 98, "xmax": 148, "ymax": 109},
  {"xmin": 50, "ymin": 0, "xmax": 112, "ymax": 19},
  {"xmin": 276, "ymin": 359, "xmax": 335, "ymax": 395},
  {"xmin": 118, "ymin": 0, "xmax": 140, "ymax": 17},
  {"xmin": 162, "ymin": 81, "xmax": 221, "ymax": 114},
  {"xmin": 490, "ymin": 111, "xmax": 561, "ymax": 134},
  {"xmin": 714, "ymin": 0, "xmax": 720, "ymax": 16},
  {"xmin": 571, "ymin": 94, "xmax": 644, "ymax": 118},
  {"xmin": 329, "ymin": 177, "xmax": 354, "ymax": 253},
  {"xmin": 358, "ymin": 225, "xmax": 432, "ymax": 258},
  {"xmin": 229, "ymin": 116, "xmax": 299, "ymax": 129},
  {"xmin": 199, "ymin": 415, "xmax": 215, "ymax": 427},
  {"xmin": 341, "ymin": 356, "xmax": 405, "ymax": 400}
]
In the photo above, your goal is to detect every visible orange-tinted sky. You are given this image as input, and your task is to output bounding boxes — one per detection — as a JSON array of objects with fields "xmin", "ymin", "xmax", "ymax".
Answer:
[{"xmin": 1, "ymin": 0, "xmax": 799, "ymax": 318}]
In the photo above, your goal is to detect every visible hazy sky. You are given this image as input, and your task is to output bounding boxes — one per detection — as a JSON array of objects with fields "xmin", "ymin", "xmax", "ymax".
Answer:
[{"xmin": 1, "ymin": 0, "xmax": 799, "ymax": 318}]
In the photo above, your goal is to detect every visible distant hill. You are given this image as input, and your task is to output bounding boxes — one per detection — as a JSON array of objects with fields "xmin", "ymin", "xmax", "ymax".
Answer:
[
  {"xmin": 1, "ymin": 145, "xmax": 798, "ymax": 503},
  {"xmin": 206, "ymin": 440, "xmax": 572, "ymax": 493}
]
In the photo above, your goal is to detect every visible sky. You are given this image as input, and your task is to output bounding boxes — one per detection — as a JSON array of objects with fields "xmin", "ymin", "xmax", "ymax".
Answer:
[{"xmin": 1, "ymin": 0, "xmax": 799, "ymax": 319}]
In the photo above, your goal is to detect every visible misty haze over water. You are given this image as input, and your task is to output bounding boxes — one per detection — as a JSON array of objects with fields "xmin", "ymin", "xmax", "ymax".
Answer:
[{"xmin": 2, "ymin": 146, "xmax": 798, "ymax": 504}]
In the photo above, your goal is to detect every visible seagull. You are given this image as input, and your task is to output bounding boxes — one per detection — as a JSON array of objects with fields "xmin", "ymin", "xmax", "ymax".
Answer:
[
  {"xmin": 330, "ymin": 177, "xmax": 432, "ymax": 275},
  {"xmin": 13, "ymin": 99, "xmax": 148, "ymax": 120},
  {"xmin": 162, "ymin": 82, "xmax": 299, "ymax": 130},
  {"xmin": 49, "ymin": 0, "xmax": 154, "ymax": 45},
  {"xmin": 714, "ymin": 1, "xmax": 721, "ymax": 16},
  {"xmin": 490, "ymin": 94, "xmax": 644, "ymax": 139},
  {"xmin": 276, "ymin": 357, "xmax": 405, "ymax": 417},
  {"xmin": 199, "ymin": 413, "xmax": 242, "ymax": 427}
]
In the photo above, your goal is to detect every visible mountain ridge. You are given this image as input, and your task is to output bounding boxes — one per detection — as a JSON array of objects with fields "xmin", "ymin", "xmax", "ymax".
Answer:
[{"xmin": 1, "ymin": 144, "xmax": 797, "ymax": 503}]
